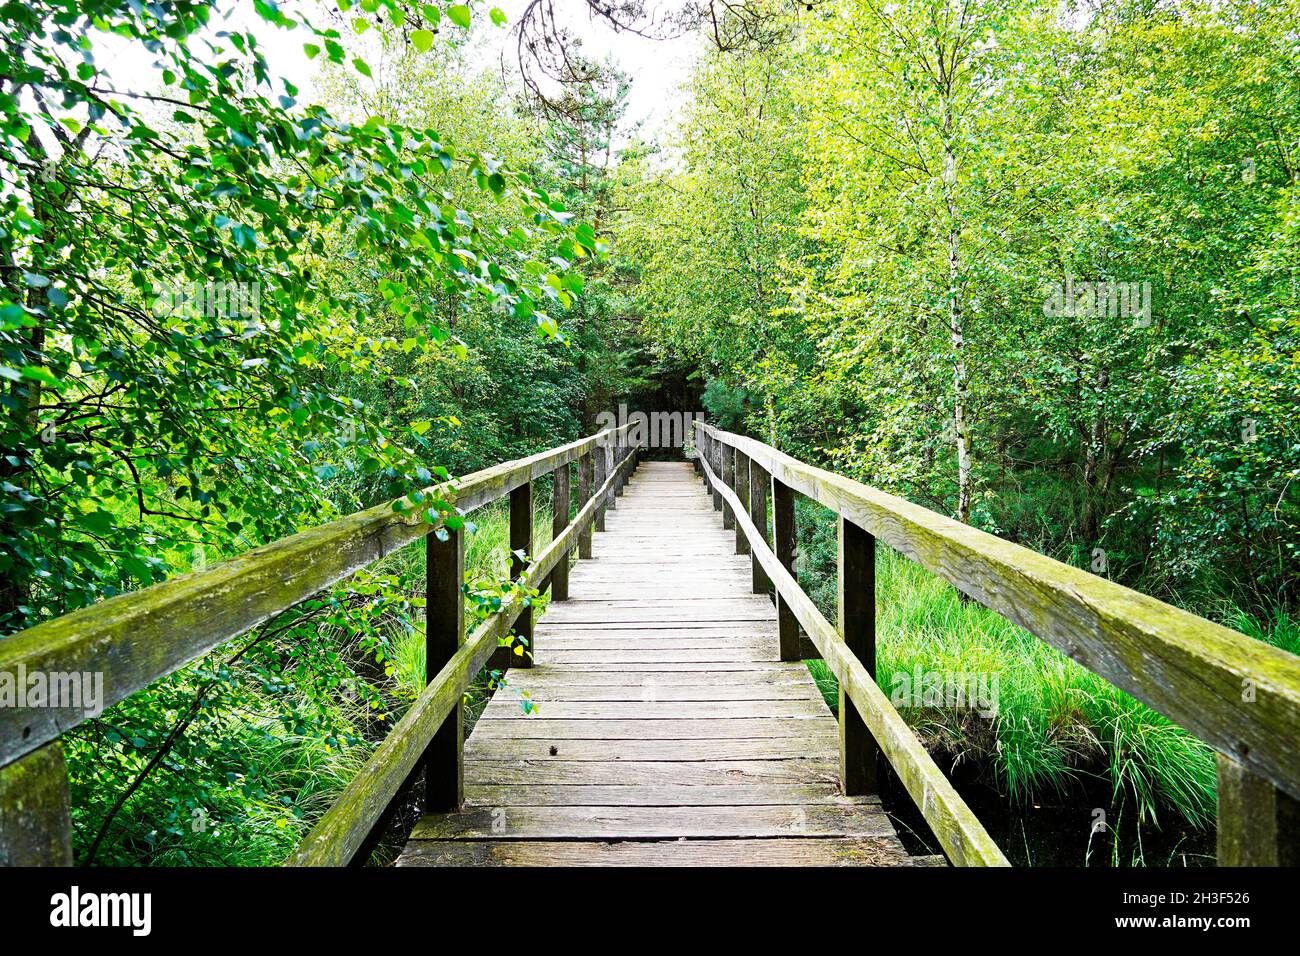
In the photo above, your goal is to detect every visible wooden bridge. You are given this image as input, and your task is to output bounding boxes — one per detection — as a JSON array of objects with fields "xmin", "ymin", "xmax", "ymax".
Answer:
[{"xmin": 2, "ymin": 422, "xmax": 1299, "ymax": 866}]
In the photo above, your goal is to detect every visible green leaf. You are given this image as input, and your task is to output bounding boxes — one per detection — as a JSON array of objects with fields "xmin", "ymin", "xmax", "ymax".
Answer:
[
  {"xmin": 410, "ymin": 29, "xmax": 434, "ymax": 53},
  {"xmin": 447, "ymin": 4, "xmax": 472, "ymax": 28}
]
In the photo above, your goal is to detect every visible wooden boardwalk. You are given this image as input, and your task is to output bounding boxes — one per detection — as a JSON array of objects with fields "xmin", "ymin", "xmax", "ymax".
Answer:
[{"xmin": 397, "ymin": 460, "xmax": 928, "ymax": 866}]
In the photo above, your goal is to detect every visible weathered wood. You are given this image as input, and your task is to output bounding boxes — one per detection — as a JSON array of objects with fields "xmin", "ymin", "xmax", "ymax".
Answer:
[
  {"xmin": 0, "ymin": 743, "xmax": 71, "ymax": 866},
  {"xmin": 0, "ymin": 423, "xmax": 635, "ymax": 770},
  {"xmin": 698, "ymin": 443, "xmax": 1008, "ymax": 866},
  {"xmin": 593, "ymin": 441, "xmax": 608, "ymax": 532},
  {"xmin": 423, "ymin": 527, "xmax": 464, "ymax": 814},
  {"xmin": 578, "ymin": 452, "xmax": 594, "ymax": 558},
  {"xmin": 550, "ymin": 464, "xmax": 571, "ymax": 601},
  {"xmin": 397, "ymin": 837, "xmax": 926, "ymax": 867},
  {"xmin": 603, "ymin": 442, "xmax": 617, "ymax": 512},
  {"xmin": 540, "ymin": 648, "xmax": 779, "ymax": 664},
  {"xmin": 478, "ymin": 700, "xmax": 828, "ymax": 719},
  {"xmin": 510, "ymin": 481, "xmax": 534, "ymax": 669},
  {"xmin": 464, "ymin": 759, "xmax": 839, "ymax": 786},
  {"xmin": 773, "ymin": 475, "xmax": 800, "ymax": 661},
  {"xmin": 734, "ymin": 450, "xmax": 751, "ymax": 555},
  {"xmin": 465, "ymin": 737, "xmax": 838, "ymax": 762},
  {"xmin": 839, "ymin": 516, "xmax": 878, "ymax": 795},
  {"xmin": 289, "ymin": 448, "xmax": 635, "ymax": 866},
  {"xmin": 506, "ymin": 668, "xmax": 812, "ymax": 687},
  {"xmin": 1216, "ymin": 753, "xmax": 1300, "ymax": 866},
  {"xmin": 409, "ymin": 804, "xmax": 894, "ymax": 840},
  {"xmin": 721, "ymin": 443, "xmax": 735, "ymax": 531},
  {"xmin": 748, "ymin": 456, "xmax": 772, "ymax": 595},
  {"xmin": 470, "ymin": 718, "xmax": 836, "ymax": 740},
  {"xmin": 463, "ymin": 783, "xmax": 871, "ymax": 806},
  {"xmin": 700, "ymin": 422, "xmax": 1300, "ymax": 805}
]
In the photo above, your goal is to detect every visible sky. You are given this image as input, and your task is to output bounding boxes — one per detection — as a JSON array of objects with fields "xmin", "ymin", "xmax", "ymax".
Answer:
[{"xmin": 94, "ymin": 1, "xmax": 700, "ymax": 142}]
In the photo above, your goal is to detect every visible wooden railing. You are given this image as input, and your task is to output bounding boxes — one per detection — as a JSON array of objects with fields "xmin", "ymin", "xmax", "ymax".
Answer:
[
  {"xmin": 694, "ymin": 421, "xmax": 1300, "ymax": 867},
  {"xmin": 0, "ymin": 425, "xmax": 639, "ymax": 866}
]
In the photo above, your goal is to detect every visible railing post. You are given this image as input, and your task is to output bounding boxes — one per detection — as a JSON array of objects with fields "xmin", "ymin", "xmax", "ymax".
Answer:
[
  {"xmin": 551, "ymin": 463, "xmax": 570, "ymax": 601},
  {"xmin": 578, "ymin": 451, "xmax": 594, "ymax": 558},
  {"xmin": 734, "ymin": 450, "xmax": 750, "ymax": 555},
  {"xmin": 424, "ymin": 526, "xmax": 464, "ymax": 811},
  {"xmin": 710, "ymin": 434, "xmax": 723, "ymax": 512},
  {"xmin": 1216, "ymin": 754, "xmax": 1300, "ymax": 865},
  {"xmin": 838, "ymin": 516, "xmax": 878, "ymax": 795},
  {"xmin": 721, "ymin": 442, "xmax": 735, "ymax": 531},
  {"xmin": 699, "ymin": 429, "xmax": 711, "ymax": 488},
  {"xmin": 748, "ymin": 457, "xmax": 771, "ymax": 595},
  {"xmin": 594, "ymin": 440, "xmax": 608, "ymax": 532},
  {"xmin": 0, "ymin": 742, "xmax": 73, "ymax": 866},
  {"xmin": 510, "ymin": 481, "xmax": 534, "ymax": 668},
  {"xmin": 773, "ymin": 476, "xmax": 800, "ymax": 661},
  {"xmin": 615, "ymin": 440, "xmax": 627, "ymax": 497},
  {"xmin": 604, "ymin": 441, "xmax": 617, "ymax": 512}
]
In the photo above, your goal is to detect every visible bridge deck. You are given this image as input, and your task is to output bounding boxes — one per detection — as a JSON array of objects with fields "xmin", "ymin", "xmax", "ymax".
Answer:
[{"xmin": 397, "ymin": 460, "xmax": 929, "ymax": 866}]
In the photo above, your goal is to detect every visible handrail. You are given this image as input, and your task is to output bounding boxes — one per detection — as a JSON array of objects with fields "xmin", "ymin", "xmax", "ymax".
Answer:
[
  {"xmin": 697, "ymin": 421, "xmax": 1300, "ymax": 866},
  {"xmin": 0, "ymin": 425, "xmax": 637, "ymax": 866},
  {"xmin": 696, "ymin": 434, "xmax": 1008, "ymax": 865},
  {"xmin": 288, "ymin": 445, "xmax": 638, "ymax": 866},
  {"xmin": 0, "ymin": 424, "xmax": 634, "ymax": 770}
]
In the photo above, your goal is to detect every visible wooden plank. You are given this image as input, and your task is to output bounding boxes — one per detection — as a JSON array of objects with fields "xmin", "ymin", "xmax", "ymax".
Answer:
[
  {"xmin": 0, "ymin": 743, "xmax": 72, "ymax": 866},
  {"xmin": 701, "ymin": 422, "xmax": 1300, "ymax": 803},
  {"xmin": 469, "ymin": 718, "xmax": 836, "ymax": 740},
  {"xmin": 501, "ymin": 668, "xmax": 813, "ymax": 687},
  {"xmin": 464, "ymin": 738, "xmax": 838, "ymax": 761},
  {"xmin": 538, "ymin": 637, "xmax": 778, "ymax": 652},
  {"xmin": 516, "ymin": 661, "xmax": 798, "ymax": 672},
  {"xmin": 533, "ymin": 624, "xmax": 779, "ymax": 639},
  {"xmin": 477, "ymin": 700, "xmax": 830, "ymax": 720},
  {"xmin": 540, "ymin": 648, "xmax": 780, "ymax": 664},
  {"xmin": 462, "ymin": 784, "xmax": 873, "ymax": 806},
  {"xmin": 409, "ymin": 804, "xmax": 895, "ymax": 840},
  {"xmin": 483, "ymin": 683, "xmax": 819, "ymax": 702},
  {"xmin": 396, "ymin": 837, "xmax": 926, "ymax": 867},
  {"xmin": 463, "ymin": 759, "xmax": 840, "ymax": 786}
]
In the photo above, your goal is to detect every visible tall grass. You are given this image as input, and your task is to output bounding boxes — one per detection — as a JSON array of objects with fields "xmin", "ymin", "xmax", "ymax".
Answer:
[{"xmin": 797, "ymin": 500, "xmax": 1222, "ymax": 829}]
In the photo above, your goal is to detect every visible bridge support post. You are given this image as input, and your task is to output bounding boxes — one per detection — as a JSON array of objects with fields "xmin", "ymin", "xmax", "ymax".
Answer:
[
  {"xmin": 551, "ymin": 463, "xmax": 570, "ymax": 601},
  {"xmin": 424, "ymin": 526, "xmax": 464, "ymax": 812},
  {"xmin": 578, "ymin": 452, "xmax": 594, "ymax": 558},
  {"xmin": 838, "ymin": 517, "xmax": 879, "ymax": 795},
  {"xmin": 748, "ymin": 459, "xmax": 771, "ymax": 595},
  {"xmin": 615, "ymin": 441, "xmax": 627, "ymax": 497},
  {"xmin": 721, "ymin": 444, "xmax": 735, "ymax": 531},
  {"xmin": 710, "ymin": 436, "xmax": 723, "ymax": 512},
  {"xmin": 734, "ymin": 451, "xmax": 750, "ymax": 555},
  {"xmin": 772, "ymin": 477, "xmax": 800, "ymax": 661},
  {"xmin": 603, "ymin": 443, "xmax": 617, "ymax": 512},
  {"xmin": 1216, "ymin": 754, "xmax": 1300, "ymax": 865},
  {"xmin": 594, "ymin": 441, "xmax": 608, "ymax": 532},
  {"xmin": 510, "ymin": 481, "xmax": 535, "ymax": 668},
  {"xmin": 0, "ymin": 742, "xmax": 73, "ymax": 866}
]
